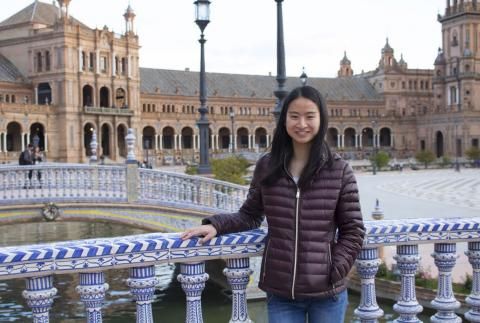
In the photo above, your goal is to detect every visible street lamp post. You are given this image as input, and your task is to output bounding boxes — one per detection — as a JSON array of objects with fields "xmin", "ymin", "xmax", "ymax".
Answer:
[
  {"xmin": 272, "ymin": 0, "xmax": 288, "ymax": 123},
  {"xmin": 454, "ymin": 120, "xmax": 460, "ymax": 172},
  {"xmin": 371, "ymin": 120, "xmax": 377, "ymax": 175},
  {"xmin": 194, "ymin": 0, "xmax": 211, "ymax": 174},
  {"xmin": 300, "ymin": 67, "xmax": 308, "ymax": 86},
  {"xmin": 229, "ymin": 110, "xmax": 235, "ymax": 153}
]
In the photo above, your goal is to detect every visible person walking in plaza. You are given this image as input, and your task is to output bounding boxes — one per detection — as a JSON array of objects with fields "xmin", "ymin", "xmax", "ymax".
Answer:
[
  {"xmin": 19, "ymin": 143, "xmax": 34, "ymax": 188},
  {"xmin": 181, "ymin": 85, "xmax": 365, "ymax": 323}
]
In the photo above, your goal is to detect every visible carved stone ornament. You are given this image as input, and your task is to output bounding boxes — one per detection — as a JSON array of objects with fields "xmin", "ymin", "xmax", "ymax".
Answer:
[{"xmin": 41, "ymin": 202, "xmax": 60, "ymax": 221}]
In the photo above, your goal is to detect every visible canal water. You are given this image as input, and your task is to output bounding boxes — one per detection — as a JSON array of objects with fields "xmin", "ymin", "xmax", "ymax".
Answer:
[{"xmin": 0, "ymin": 221, "xmax": 435, "ymax": 322}]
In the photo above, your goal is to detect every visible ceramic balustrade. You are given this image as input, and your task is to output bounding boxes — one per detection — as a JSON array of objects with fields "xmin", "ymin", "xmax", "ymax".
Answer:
[
  {"xmin": 1, "ymin": 218, "xmax": 480, "ymax": 322},
  {"xmin": 0, "ymin": 164, "xmax": 127, "ymax": 204},
  {"xmin": 137, "ymin": 168, "xmax": 247, "ymax": 212}
]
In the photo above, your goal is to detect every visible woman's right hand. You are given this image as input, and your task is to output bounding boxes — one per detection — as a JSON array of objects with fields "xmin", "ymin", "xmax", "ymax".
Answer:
[{"xmin": 180, "ymin": 224, "xmax": 217, "ymax": 244}]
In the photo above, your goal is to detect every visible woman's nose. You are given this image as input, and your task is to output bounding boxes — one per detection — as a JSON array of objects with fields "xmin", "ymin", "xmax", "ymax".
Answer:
[{"xmin": 298, "ymin": 117, "xmax": 307, "ymax": 126}]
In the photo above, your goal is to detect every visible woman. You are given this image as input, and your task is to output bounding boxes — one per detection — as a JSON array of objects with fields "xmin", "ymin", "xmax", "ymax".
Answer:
[{"xmin": 181, "ymin": 86, "xmax": 365, "ymax": 323}]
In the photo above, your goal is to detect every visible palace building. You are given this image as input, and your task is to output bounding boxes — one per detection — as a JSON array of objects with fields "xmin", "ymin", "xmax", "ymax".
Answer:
[{"xmin": 0, "ymin": 0, "xmax": 478, "ymax": 165}]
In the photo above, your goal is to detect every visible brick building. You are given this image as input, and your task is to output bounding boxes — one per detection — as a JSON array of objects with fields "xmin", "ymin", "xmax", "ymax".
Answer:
[{"xmin": 0, "ymin": 0, "xmax": 478, "ymax": 165}]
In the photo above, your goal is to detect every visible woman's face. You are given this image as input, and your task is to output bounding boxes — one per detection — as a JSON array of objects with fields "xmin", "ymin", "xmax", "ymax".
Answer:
[{"xmin": 285, "ymin": 97, "xmax": 320, "ymax": 146}]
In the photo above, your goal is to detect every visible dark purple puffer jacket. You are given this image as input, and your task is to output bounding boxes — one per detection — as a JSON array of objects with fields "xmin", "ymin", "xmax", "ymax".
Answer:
[{"xmin": 203, "ymin": 154, "xmax": 365, "ymax": 299}]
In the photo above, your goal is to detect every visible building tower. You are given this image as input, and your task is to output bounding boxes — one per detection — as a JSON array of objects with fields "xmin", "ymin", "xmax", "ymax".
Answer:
[
  {"xmin": 338, "ymin": 51, "xmax": 353, "ymax": 77},
  {"xmin": 57, "ymin": 0, "xmax": 71, "ymax": 20},
  {"xmin": 378, "ymin": 38, "xmax": 397, "ymax": 69},
  {"xmin": 124, "ymin": 4, "xmax": 136, "ymax": 34},
  {"xmin": 436, "ymin": 0, "xmax": 480, "ymax": 157}
]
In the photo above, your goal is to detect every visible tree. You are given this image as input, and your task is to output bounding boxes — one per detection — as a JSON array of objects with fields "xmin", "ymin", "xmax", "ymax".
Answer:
[
  {"xmin": 211, "ymin": 155, "xmax": 250, "ymax": 185},
  {"xmin": 440, "ymin": 155, "xmax": 452, "ymax": 168},
  {"xmin": 415, "ymin": 150, "xmax": 435, "ymax": 169},
  {"xmin": 370, "ymin": 150, "xmax": 390, "ymax": 171},
  {"xmin": 465, "ymin": 147, "xmax": 480, "ymax": 167}
]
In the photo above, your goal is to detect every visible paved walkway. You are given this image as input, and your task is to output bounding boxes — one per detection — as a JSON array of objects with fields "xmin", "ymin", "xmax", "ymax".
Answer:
[
  {"xmin": 355, "ymin": 168, "xmax": 480, "ymax": 283},
  {"xmin": 356, "ymin": 168, "xmax": 480, "ymax": 220}
]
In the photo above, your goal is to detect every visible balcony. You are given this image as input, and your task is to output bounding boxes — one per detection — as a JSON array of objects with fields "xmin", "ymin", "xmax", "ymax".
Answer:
[{"xmin": 84, "ymin": 106, "xmax": 134, "ymax": 116}]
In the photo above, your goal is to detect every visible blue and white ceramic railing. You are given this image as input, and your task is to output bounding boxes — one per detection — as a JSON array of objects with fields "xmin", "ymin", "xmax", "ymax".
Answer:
[
  {"xmin": 2, "ymin": 218, "xmax": 480, "ymax": 322},
  {"xmin": 0, "ymin": 164, "xmax": 128, "ymax": 203},
  {"xmin": 137, "ymin": 168, "xmax": 247, "ymax": 212},
  {"xmin": 0, "ymin": 164, "xmax": 248, "ymax": 212}
]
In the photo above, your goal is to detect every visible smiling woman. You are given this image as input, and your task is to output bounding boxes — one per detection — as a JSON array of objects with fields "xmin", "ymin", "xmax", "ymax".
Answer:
[{"xmin": 182, "ymin": 85, "xmax": 365, "ymax": 323}]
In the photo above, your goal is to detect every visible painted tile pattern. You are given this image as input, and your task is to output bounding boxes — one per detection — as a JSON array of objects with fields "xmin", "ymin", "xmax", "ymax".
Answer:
[{"xmin": 2, "ymin": 217, "xmax": 480, "ymax": 279}]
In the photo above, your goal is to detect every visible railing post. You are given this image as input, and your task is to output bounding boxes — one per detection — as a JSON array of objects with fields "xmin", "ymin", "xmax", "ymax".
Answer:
[
  {"xmin": 223, "ymin": 258, "xmax": 253, "ymax": 323},
  {"xmin": 126, "ymin": 266, "xmax": 158, "ymax": 323},
  {"xmin": 354, "ymin": 247, "xmax": 384, "ymax": 323},
  {"xmin": 393, "ymin": 245, "xmax": 423, "ymax": 322},
  {"xmin": 22, "ymin": 275, "xmax": 57, "ymax": 323},
  {"xmin": 76, "ymin": 272, "xmax": 109, "ymax": 323},
  {"xmin": 466, "ymin": 241, "xmax": 480, "ymax": 322},
  {"xmin": 431, "ymin": 243, "xmax": 461, "ymax": 323},
  {"xmin": 177, "ymin": 262, "xmax": 209, "ymax": 323}
]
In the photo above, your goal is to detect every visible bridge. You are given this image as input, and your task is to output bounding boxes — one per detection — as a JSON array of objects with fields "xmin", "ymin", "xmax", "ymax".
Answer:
[{"xmin": 1, "ymin": 162, "xmax": 480, "ymax": 322}]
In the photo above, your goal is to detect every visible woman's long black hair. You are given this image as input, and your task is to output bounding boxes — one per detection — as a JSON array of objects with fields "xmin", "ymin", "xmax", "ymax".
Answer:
[{"xmin": 261, "ymin": 85, "xmax": 332, "ymax": 189}]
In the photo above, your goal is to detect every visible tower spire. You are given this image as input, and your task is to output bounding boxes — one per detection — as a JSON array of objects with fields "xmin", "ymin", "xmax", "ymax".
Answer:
[
  {"xmin": 57, "ymin": 0, "xmax": 71, "ymax": 20},
  {"xmin": 124, "ymin": 4, "xmax": 136, "ymax": 35},
  {"xmin": 338, "ymin": 51, "xmax": 353, "ymax": 77}
]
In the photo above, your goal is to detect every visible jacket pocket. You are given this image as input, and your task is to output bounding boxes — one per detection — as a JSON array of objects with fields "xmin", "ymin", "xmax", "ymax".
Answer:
[
  {"xmin": 261, "ymin": 239, "xmax": 270, "ymax": 284},
  {"xmin": 327, "ymin": 242, "xmax": 333, "ymax": 276}
]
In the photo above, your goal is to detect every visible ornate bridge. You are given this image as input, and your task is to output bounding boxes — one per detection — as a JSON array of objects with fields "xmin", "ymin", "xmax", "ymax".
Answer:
[{"xmin": 1, "ymin": 162, "xmax": 480, "ymax": 322}]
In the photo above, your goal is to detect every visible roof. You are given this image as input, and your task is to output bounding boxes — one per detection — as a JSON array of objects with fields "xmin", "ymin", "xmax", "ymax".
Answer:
[
  {"xmin": 0, "ymin": 54, "xmax": 27, "ymax": 83},
  {"xmin": 140, "ymin": 68, "xmax": 381, "ymax": 102},
  {"xmin": 0, "ymin": 1, "xmax": 87, "ymax": 29}
]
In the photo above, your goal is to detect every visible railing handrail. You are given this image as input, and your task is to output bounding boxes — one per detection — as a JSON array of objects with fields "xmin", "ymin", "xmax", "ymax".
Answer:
[
  {"xmin": 2, "ymin": 216, "xmax": 480, "ymax": 281},
  {"xmin": 0, "ymin": 228, "xmax": 266, "ymax": 280}
]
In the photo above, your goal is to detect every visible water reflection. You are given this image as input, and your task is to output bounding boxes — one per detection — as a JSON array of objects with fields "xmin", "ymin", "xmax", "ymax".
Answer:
[{"xmin": 0, "ymin": 221, "xmax": 436, "ymax": 322}]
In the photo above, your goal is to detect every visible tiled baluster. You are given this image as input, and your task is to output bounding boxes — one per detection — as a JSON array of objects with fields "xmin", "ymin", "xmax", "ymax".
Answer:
[
  {"xmin": 393, "ymin": 245, "xmax": 423, "ymax": 322},
  {"xmin": 75, "ymin": 169, "xmax": 81, "ymax": 198},
  {"xmin": 178, "ymin": 262, "xmax": 209, "ymax": 323},
  {"xmin": 354, "ymin": 247, "xmax": 384, "ymax": 323},
  {"xmin": 466, "ymin": 241, "xmax": 480, "ymax": 322},
  {"xmin": 186, "ymin": 180, "xmax": 193, "ymax": 203},
  {"xmin": 126, "ymin": 266, "xmax": 158, "ymax": 323},
  {"xmin": 431, "ymin": 243, "xmax": 461, "ymax": 323},
  {"xmin": 138, "ymin": 171, "xmax": 145, "ymax": 199},
  {"xmin": 76, "ymin": 272, "xmax": 109, "ymax": 323},
  {"xmin": 223, "ymin": 258, "xmax": 253, "ymax": 323},
  {"xmin": 192, "ymin": 179, "xmax": 198, "ymax": 204},
  {"xmin": 113, "ymin": 169, "xmax": 119, "ymax": 198},
  {"xmin": 22, "ymin": 275, "xmax": 57, "ymax": 323}
]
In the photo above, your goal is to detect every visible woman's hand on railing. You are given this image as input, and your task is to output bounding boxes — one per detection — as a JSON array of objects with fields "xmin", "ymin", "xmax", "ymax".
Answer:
[{"xmin": 180, "ymin": 224, "xmax": 217, "ymax": 244}]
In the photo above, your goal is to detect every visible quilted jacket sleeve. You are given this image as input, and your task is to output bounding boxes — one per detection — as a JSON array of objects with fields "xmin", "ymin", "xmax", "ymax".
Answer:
[
  {"xmin": 330, "ymin": 163, "xmax": 365, "ymax": 283},
  {"xmin": 201, "ymin": 157, "xmax": 265, "ymax": 235}
]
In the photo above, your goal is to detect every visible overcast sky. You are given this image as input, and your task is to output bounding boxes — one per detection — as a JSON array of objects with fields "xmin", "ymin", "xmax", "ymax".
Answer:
[{"xmin": 1, "ymin": 0, "xmax": 445, "ymax": 78}]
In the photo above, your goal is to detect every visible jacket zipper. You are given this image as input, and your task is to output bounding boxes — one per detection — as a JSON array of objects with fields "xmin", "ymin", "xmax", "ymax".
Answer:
[
  {"xmin": 291, "ymin": 188, "xmax": 300, "ymax": 299},
  {"xmin": 261, "ymin": 239, "xmax": 270, "ymax": 283}
]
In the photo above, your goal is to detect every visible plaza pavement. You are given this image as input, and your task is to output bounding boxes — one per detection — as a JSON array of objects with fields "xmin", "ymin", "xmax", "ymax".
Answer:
[
  {"xmin": 354, "ymin": 167, "xmax": 480, "ymax": 282},
  {"xmin": 356, "ymin": 168, "xmax": 480, "ymax": 220}
]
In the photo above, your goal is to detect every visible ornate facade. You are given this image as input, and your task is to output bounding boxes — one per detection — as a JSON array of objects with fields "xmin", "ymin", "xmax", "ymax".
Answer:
[{"xmin": 0, "ymin": 0, "xmax": 478, "ymax": 165}]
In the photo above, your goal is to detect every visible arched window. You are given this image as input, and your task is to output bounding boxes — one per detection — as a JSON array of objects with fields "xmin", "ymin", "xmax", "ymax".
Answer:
[
  {"xmin": 38, "ymin": 83, "xmax": 52, "ymax": 105},
  {"xmin": 45, "ymin": 51, "xmax": 51, "ymax": 71},
  {"xmin": 36, "ymin": 52, "xmax": 42, "ymax": 72},
  {"xmin": 115, "ymin": 88, "xmax": 126, "ymax": 108},
  {"xmin": 99, "ymin": 87, "xmax": 109, "ymax": 107},
  {"xmin": 82, "ymin": 85, "xmax": 93, "ymax": 107}
]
